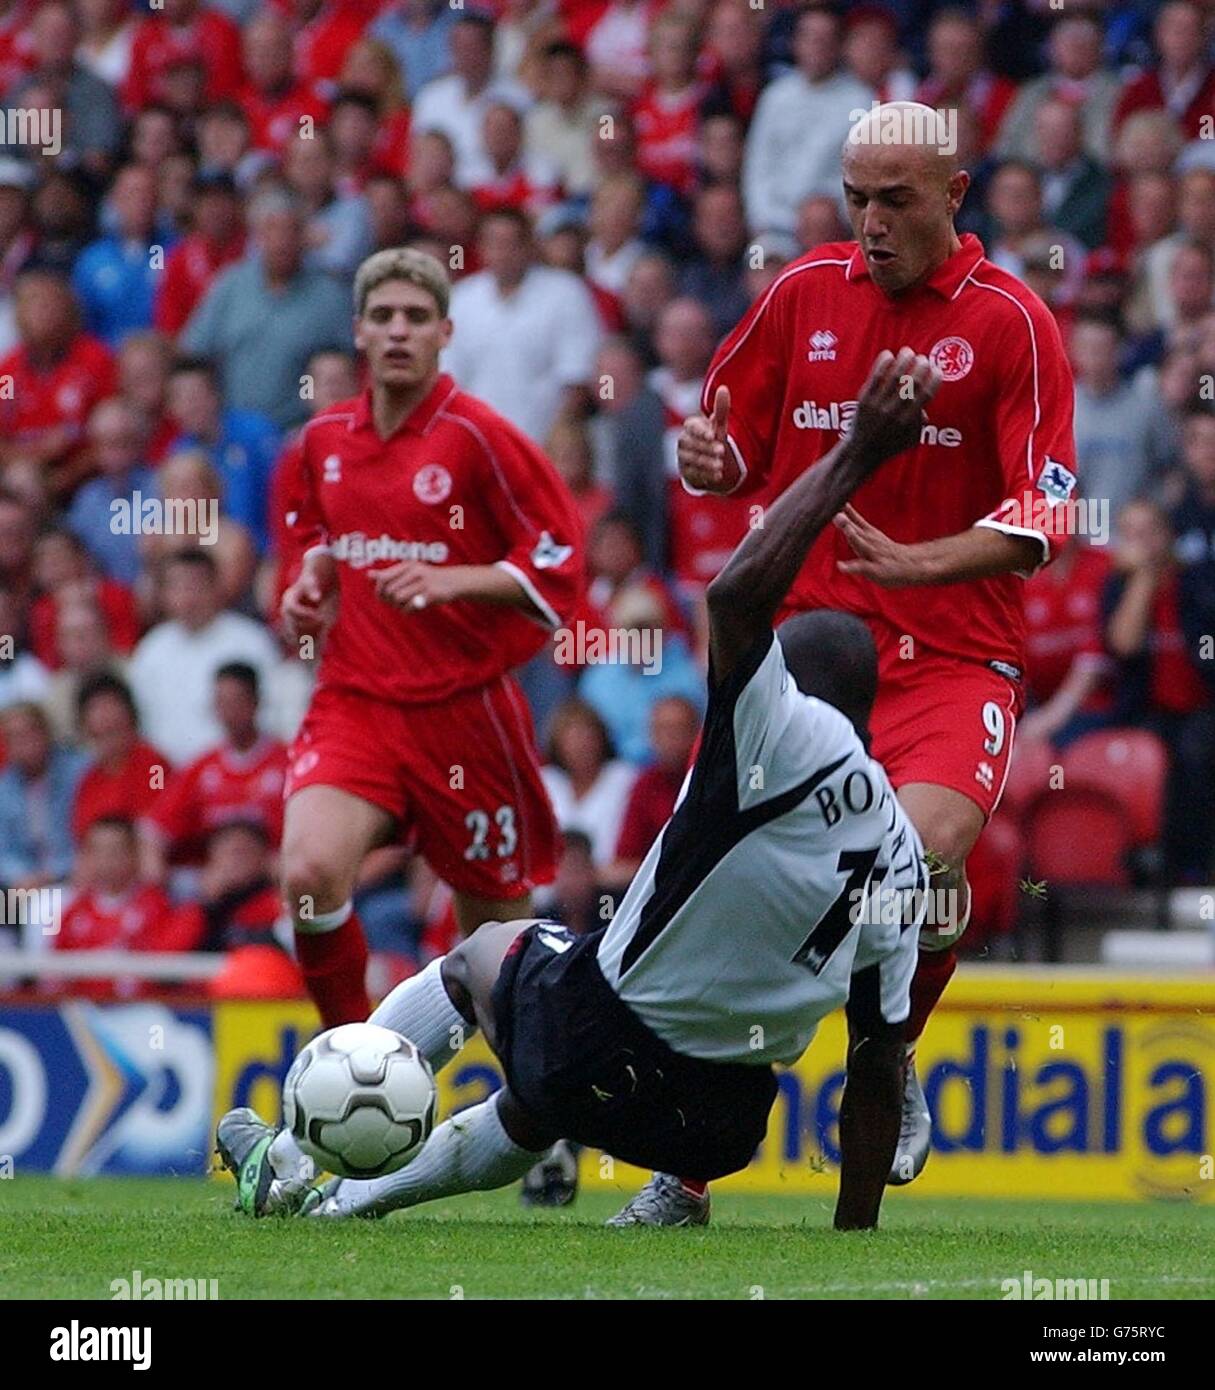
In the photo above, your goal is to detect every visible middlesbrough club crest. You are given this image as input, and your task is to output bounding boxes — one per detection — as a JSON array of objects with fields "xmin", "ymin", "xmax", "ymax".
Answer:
[
  {"xmin": 928, "ymin": 336, "xmax": 974, "ymax": 382},
  {"xmin": 413, "ymin": 463, "xmax": 453, "ymax": 504}
]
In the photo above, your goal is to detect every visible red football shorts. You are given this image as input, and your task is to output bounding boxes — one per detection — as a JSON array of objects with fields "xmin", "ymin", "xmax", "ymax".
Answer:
[
  {"xmin": 868, "ymin": 628, "xmax": 1023, "ymax": 820},
  {"xmin": 284, "ymin": 676, "xmax": 558, "ymax": 900}
]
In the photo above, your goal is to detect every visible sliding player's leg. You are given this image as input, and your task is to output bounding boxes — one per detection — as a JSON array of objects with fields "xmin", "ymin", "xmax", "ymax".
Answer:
[
  {"xmin": 308, "ymin": 1089, "xmax": 556, "ymax": 1219},
  {"xmin": 309, "ymin": 919, "xmax": 558, "ymax": 1218},
  {"xmin": 217, "ymin": 919, "xmax": 534, "ymax": 1217}
]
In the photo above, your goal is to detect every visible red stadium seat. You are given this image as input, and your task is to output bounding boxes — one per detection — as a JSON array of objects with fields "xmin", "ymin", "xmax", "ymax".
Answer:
[
  {"xmin": 998, "ymin": 736, "xmax": 1056, "ymax": 823},
  {"xmin": 1024, "ymin": 787, "xmax": 1133, "ymax": 887},
  {"xmin": 1060, "ymin": 729, "xmax": 1167, "ymax": 848}
]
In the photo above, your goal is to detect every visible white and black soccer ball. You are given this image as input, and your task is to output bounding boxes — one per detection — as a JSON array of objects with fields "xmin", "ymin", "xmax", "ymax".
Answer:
[{"xmin": 283, "ymin": 1023, "xmax": 437, "ymax": 1179}]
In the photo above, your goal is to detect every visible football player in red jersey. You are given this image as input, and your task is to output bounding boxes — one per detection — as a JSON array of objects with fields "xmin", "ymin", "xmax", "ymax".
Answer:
[
  {"xmin": 610, "ymin": 102, "xmax": 1079, "ymax": 1226},
  {"xmin": 278, "ymin": 247, "xmax": 583, "ymax": 1035}
]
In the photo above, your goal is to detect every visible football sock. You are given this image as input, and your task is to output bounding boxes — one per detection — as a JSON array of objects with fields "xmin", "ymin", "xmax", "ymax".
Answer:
[
  {"xmin": 368, "ymin": 957, "xmax": 473, "ymax": 1072},
  {"xmin": 294, "ymin": 904, "xmax": 370, "ymax": 1028},
  {"xmin": 905, "ymin": 945, "xmax": 957, "ymax": 1044},
  {"xmin": 325, "ymin": 1097, "xmax": 543, "ymax": 1217},
  {"xmin": 677, "ymin": 1177, "xmax": 708, "ymax": 1198}
]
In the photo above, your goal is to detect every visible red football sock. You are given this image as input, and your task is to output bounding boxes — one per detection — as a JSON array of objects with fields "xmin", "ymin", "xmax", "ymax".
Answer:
[
  {"xmin": 296, "ymin": 914, "xmax": 370, "ymax": 1028},
  {"xmin": 905, "ymin": 947, "xmax": 957, "ymax": 1045},
  {"xmin": 678, "ymin": 1178, "xmax": 708, "ymax": 1197}
]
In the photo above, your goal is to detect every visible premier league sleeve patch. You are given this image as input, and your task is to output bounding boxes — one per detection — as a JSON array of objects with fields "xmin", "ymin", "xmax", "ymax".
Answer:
[{"xmin": 1036, "ymin": 457, "xmax": 1077, "ymax": 505}]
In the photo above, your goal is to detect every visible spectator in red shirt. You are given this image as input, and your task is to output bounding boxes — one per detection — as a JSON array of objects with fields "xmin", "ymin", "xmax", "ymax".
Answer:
[
  {"xmin": 72, "ymin": 672, "xmax": 166, "ymax": 842},
  {"xmin": 0, "ymin": 0, "xmax": 36, "ymax": 95},
  {"xmin": 123, "ymin": 0, "xmax": 243, "ymax": 113},
  {"xmin": 605, "ymin": 693, "xmax": 699, "ymax": 889},
  {"xmin": 1105, "ymin": 498, "xmax": 1215, "ymax": 881},
  {"xmin": 471, "ymin": 102, "xmax": 560, "ymax": 217},
  {"xmin": 0, "ymin": 271, "xmax": 117, "ymax": 496},
  {"xmin": 154, "ymin": 172, "xmax": 246, "ymax": 338},
  {"xmin": 699, "ymin": 0, "xmax": 763, "ymax": 128},
  {"xmin": 28, "ymin": 527, "xmax": 139, "ymax": 670},
  {"xmin": 239, "ymin": 10, "xmax": 331, "ymax": 154},
  {"xmin": 1107, "ymin": 109, "xmax": 1186, "ymax": 258},
  {"xmin": 1020, "ymin": 531, "xmax": 1115, "ymax": 749},
  {"xmin": 288, "ymin": 0, "xmax": 368, "ymax": 89},
  {"xmin": 336, "ymin": 37, "xmax": 413, "ymax": 177},
  {"xmin": 53, "ymin": 816, "xmax": 198, "ymax": 1000},
  {"xmin": 203, "ymin": 820, "xmax": 306, "ymax": 1001},
  {"xmin": 916, "ymin": 8, "xmax": 1017, "ymax": 154},
  {"xmin": 631, "ymin": 10, "xmax": 705, "ymax": 199},
  {"xmin": 844, "ymin": 5, "xmax": 916, "ymax": 105},
  {"xmin": 1114, "ymin": 0, "xmax": 1215, "ymax": 144},
  {"xmin": 143, "ymin": 660, "xmax": 288, "ymax": 877},
  {"xmin": 329, "ymin": 90, "xmax": 389, "ymax": 194}
]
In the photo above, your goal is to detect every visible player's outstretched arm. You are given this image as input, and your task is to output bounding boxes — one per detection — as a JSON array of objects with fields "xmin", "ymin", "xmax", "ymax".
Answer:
[
  {"xmin": 834, "ymin": 1010, "xmax": 903, "ymax": 1231},
  {"xmin": 705, "ymin": 348, "xmax": 940, "ymax": 681},
  {"xmin": 835, "ymin": 507, "xmax": 1045, "ymax": 588}
]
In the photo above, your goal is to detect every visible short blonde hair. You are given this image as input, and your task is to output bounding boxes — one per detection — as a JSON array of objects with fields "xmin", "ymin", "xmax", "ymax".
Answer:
[{"xmin": 354, "ymin": 247, "xmax": 451, "ymax": 318}]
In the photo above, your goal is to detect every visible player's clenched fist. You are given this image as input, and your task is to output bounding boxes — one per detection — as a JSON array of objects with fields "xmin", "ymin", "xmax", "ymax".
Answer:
[
  {"xmin": 849, "ymin": 347, "xmax": 941, "ymax": 466},
  {"xmin": 282, "ymin": 550, "xmax": 338, "ymax": 641},
  {"xmin": 677, "ymin": 385, "xmax": 741, "ymax": 494}
]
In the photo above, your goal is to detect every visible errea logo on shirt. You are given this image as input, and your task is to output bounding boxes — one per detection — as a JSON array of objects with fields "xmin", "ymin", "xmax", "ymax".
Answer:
[
  {"xmin": 807, "ymin": 330, "xmax": 838, "ymax": 362},
  {"xmin": 791, "ymin": 399, "xmax": 964, "ymax": 448}
]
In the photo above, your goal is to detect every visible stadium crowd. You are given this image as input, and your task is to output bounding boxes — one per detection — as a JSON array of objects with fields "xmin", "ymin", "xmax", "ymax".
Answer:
[{"xmin": 0, "ymin": 0, "xmax": 1213, "ymax": 991}]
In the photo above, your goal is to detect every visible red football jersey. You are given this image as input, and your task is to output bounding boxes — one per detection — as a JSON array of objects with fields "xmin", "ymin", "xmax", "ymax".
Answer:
[
  {"xmin": 287, "ymin": 373, "xmax": 585, "ymax": 703},
  {"xmin": 700, "ymin": 234, "xmax": 1078, "ymax": 671},
  {"xmin": 72, "ymin": 740, "xmax": 167, "ymax": 842},
  {"xmin": 240, "ymin": 80, "xmax": 332, "ymax": 153},
  {"xmin": 1024, "ymin": 544, "xmax": 1112, "ymax": 707},
  {"xmin": 154, "ymin": 232, "xmax": 247, "ymax": 337},
  {"xmin": 56, "ymin": 884, "xmax": 181, "ymax": 952},
  {"xmin": 123, "ymin": 11, "xmax": 243, "ymax": 110},
  {"xmin": 291, "ymin": 0, "xmax": 368, "ymax": 86},
  {"xmin": 0, "ymin": 334, "xmax": 117, "ymax": 449},
  {"xmin": 0, "ymin": 2, "xmax": 36, "ymax": 96},
  {"xmin": 631, "ymin": 82, "xmax": 705, "ymax": 196},
  {"xmin": 30, "ymin": 578, "xmax": 140, "ymax": 669},
  {"xmin": 151, "ymin": 737, "xmax": 289, "ymax": 853}
]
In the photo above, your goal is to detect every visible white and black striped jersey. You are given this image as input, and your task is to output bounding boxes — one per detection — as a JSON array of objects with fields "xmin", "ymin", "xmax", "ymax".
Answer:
[{"xmin": 596, "ymin": 631, "xmax": 927, "ymax": 1066}]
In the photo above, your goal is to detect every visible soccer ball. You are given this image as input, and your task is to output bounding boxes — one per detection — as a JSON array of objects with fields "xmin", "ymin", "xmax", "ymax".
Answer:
[{"xmin": 283, "ymin": 1023, "xmax": 437, "ymax": 1179}]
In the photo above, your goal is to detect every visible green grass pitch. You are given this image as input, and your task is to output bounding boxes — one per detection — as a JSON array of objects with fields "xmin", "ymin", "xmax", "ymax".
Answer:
[{"xmin": 4, "ymin": 1177, "xmax": 1214, "ymax": 1300}]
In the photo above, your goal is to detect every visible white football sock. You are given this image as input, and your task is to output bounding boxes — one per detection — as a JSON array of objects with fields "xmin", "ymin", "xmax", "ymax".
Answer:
[
  {"xmin": 268, "ymin": 1127, "xmax": 310, "ymax": 1177},
  {"xmin": 368, "ymin": 957, "xmax": 473, "ymax": 1073},
  {"xmin": 325, "ymin": 1097, "xmax": 543, "ymax": 1218}
]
